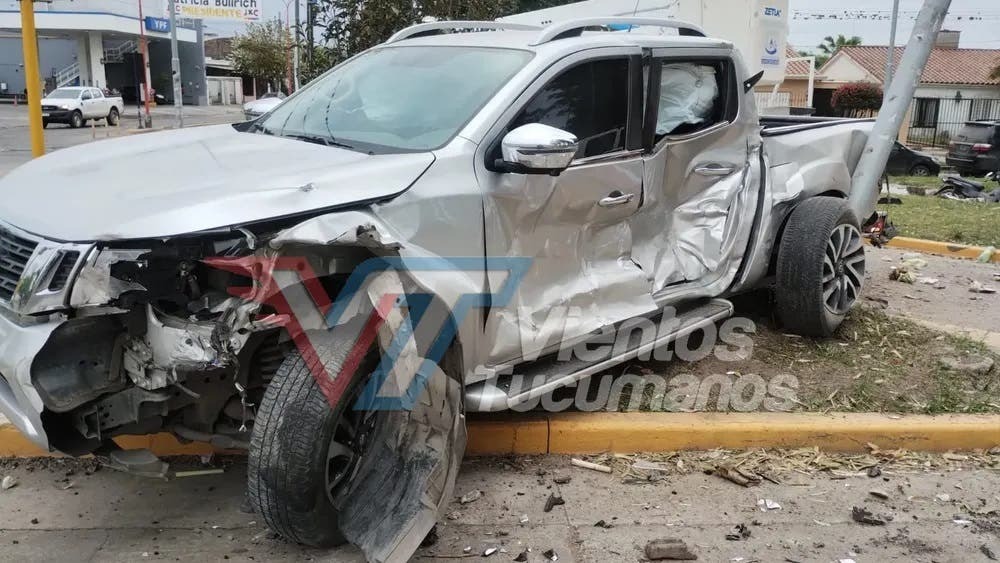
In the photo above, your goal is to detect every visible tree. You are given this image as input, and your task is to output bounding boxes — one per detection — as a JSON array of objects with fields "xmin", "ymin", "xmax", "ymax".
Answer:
[
  {"xmin": 231, "ymin": 20, "xmax": 291, "ymax": 93},
  {"xmin": 815, "ymin": 34, "xmax": 862, "ymax": 68},
  {"xmin": 311, "ymin": 0, "xmax": 571, "ymax": 69},
  {"xmin": 831, "ymin": 82, "xmax": 883, "ymax": 116}
]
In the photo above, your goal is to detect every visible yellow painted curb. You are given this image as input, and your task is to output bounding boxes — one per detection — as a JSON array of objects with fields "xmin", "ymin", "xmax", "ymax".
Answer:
[
  {"xmin": 872, "ymin": 236, "xmax": 999, "ymax": 263},
  {"xmin": 3, "ymin": 413, "xmax": 998, "ymax": 458},
  {"xmin": 546, "ymin": 412, "xmax": 1000, "ymax": 454}
]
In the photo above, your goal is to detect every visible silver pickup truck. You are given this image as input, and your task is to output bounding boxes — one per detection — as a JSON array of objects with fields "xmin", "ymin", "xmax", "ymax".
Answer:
[{"xmin": 0, "ymin": 19, "xmax": 875, "ymax": 562}]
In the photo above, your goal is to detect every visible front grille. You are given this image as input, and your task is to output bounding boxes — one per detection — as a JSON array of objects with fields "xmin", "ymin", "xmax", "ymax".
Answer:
[{"xmin": 0, "ymin": 226, "xmax": 39, "ymax": 301}]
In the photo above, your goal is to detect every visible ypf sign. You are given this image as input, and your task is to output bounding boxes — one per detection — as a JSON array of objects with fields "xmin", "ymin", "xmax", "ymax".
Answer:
[{"xmin": 173, "ymin": 0, "xmax": 261, "ymax": 22}]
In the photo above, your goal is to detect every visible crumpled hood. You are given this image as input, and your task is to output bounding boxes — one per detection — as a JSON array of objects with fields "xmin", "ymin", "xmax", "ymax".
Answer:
[{"xmin": 0, "ymin": 125, "xmax": 434, "ymax": 242}]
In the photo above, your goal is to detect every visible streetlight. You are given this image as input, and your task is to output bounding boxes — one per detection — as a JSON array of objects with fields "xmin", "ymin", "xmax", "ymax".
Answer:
[{"xmin": 281, "ymin": 0, "xmax": 301, "ymax": 93}]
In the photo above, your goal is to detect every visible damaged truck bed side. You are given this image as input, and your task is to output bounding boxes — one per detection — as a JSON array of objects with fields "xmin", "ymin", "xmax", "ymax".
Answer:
[{"xmin": 0, "ymin": 19, "xmax": 876, "ymax": 563}]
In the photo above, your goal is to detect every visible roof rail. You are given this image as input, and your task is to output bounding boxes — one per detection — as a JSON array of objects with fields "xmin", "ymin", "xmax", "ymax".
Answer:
[
  {"xmin": 386, "ymin": 21, "xmax": 541, "ymax": 44},
  {"xmin": 531, "ymin": 17, "xmax": 705, "ymax": 46}
]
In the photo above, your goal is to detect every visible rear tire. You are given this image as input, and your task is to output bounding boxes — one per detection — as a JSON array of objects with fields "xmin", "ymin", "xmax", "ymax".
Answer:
[
  {"xmin": 69, "ymin": 111, "xmax": 83, "ymax": 129},
  {"xmin": 776, "ymin": 197, "xmax": 865, "ymax": 337},
  {"xmin": 248, "ymin": 331, "xmax": 380, "ymax": 548},
  {"xmin": 107, "ymin": 107, "xmax": 119, "ymax": 126}
]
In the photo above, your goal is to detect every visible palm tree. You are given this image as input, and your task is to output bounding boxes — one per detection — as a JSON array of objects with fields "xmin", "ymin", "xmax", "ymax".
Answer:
[{"xmin": 815, "ymin": 34, "xmax": 863, "ymax": 68}]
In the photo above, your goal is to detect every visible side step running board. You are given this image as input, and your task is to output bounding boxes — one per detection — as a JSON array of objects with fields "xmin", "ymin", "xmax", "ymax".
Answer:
[{"xmin": 465, "ymin": 298, "xmax": 734, "ymax": 412}]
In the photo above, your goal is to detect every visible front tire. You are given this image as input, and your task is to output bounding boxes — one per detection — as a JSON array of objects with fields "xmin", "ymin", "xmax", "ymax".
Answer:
[
  {"xmin": 42, "ymin": 120, "xmax": 49, "ymax": 129},
  {"xmin": 248, "ymin": 333, "xmax": 379, "ymax": 548},
  {"xmin": 69, "ymin": 110, "xmax": 83, "ymax": 129},
  {"xmin": 909, "ymin": 164, "xmax": 932, "ymax": 177},
  {"xmin": 776, "ymin": 197, "xmax": 865, "ymax": 337}
]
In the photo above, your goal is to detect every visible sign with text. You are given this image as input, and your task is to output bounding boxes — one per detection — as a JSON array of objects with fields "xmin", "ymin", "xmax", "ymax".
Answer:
[
  {"xmin": 172, "ymin": 0, "xmax": 261, "ymax": 22},
  {"xmin": 144, "ymin": 16, "xmax": 171, "ymax": 33}
]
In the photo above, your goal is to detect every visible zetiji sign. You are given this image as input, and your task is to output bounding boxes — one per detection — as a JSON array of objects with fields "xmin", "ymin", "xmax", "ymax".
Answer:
[{"xmin": 173, "ymin": 0, "xmax": 261, "ymax": 22}]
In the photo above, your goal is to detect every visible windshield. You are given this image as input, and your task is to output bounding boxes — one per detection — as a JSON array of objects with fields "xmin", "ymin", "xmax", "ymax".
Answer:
[
  {"xmin": 47, "ymin": 89, "xmax": 80, "ymax": 99},
  {"xmin": 955, "ymin": 124, "xmax": 993, "ymax": 144},
  {"xmin": 255, "ymin": 46, "xmax": 531, "ymax": 153}
]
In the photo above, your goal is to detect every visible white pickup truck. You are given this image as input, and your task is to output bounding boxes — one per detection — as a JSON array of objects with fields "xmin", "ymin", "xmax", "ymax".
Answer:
[{"xmin": 40, "ymin": 86, "xmax": 124, "ymax": 129}]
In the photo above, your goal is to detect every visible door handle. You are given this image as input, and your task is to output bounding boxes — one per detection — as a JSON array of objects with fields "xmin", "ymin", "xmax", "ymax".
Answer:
[
  {"xmin": 598, "ymin": 191, "xmax": 636, "ymax": 208},
  {"xmin": 694, "ymin": 163, "xmax": 736, "ymax": 177}
]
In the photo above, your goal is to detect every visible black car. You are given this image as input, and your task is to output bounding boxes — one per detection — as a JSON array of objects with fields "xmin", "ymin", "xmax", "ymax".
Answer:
[
  {"xmin": 946, "ymin": 121, "xmax": 1000, "ymax": 176},
  {"xmin": 886, "ymin": 141, "xmax": 941, "ymax": 176}
]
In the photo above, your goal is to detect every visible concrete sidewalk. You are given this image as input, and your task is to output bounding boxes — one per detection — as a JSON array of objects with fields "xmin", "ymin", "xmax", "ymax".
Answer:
[{"xmin": 0, "ymin": 455, "xmax": 997, "ymax": 562}]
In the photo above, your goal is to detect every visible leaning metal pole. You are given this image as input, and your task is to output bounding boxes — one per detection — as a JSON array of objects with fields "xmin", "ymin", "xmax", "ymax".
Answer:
[
  {"xmin": 848, "ymin": 0, "xmax": 951, "ymax": 221},
  {"xmin": 168, "ymin": 0, "xmax": 183, "ymax": 128}
]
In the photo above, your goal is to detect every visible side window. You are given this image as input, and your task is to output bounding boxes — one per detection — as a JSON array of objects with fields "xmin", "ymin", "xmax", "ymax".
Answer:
[
  {"xmin": 81, "ymin": 90, "xmax": 92, "ymax": 100},
  {"xmin": 509, "ymin": 58, "xmax": 630, "ymax": 159},
  {"xmin": 653, "ymin": 60, "xmax": 733, "ymax": 141},
  {"xmin": 91, "ymin": 88, "xmax": 103, "ymax": 99}
]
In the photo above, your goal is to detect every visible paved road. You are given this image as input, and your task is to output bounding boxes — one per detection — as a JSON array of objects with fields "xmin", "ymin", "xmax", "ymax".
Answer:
[
  {"xmin": 0, "ymin": 455, "xmax": 997, "ymax": 562},
  {"xmin": 0, "ymin": 104, "xmax": 244, "ymax": 178}
]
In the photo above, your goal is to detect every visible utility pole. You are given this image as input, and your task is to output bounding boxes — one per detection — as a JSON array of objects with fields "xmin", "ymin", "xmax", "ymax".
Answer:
[
  {"xmin": 850, "ymin": 0, "xmax": 952, "ymax": 221},
  {"xmin": 293, "ymin": 0, "xmax": 300, "ymax": 91},
  {"xmin": 18, "ymin": 0, "xmax": 44, "ymax": 157},
  {"xmin": 137, "ymin": 0, "xmax": 153, "ymax": 128},
  {"xmin": 168, "ymin": 0, "xmax": 183, "ymax": 128},
  {"xmin": 883, "ymin": 0, "xmax": 901, "ymax": 99},
  {"xmin": 306, "ymin": 0, "xmax": 315, "ymax": 73}
]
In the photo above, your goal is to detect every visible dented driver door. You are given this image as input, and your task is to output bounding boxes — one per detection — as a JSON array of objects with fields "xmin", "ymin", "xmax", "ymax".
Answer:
[
  {"xmin": 478, "ymin": 49, "xmax": 659, "ymax": 365},
  {"xmin": 630, "ymin": 52, "xmax": 761, "ymax": 297}
]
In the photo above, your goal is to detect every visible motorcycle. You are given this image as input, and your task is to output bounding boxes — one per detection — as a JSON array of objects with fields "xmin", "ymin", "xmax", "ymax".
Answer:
[{"xmin": 934, "ymin": 171, "xmax": 1000, "ymax": 202}]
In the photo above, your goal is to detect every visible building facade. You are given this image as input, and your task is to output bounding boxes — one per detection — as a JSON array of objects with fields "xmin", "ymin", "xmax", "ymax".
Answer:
[{"xmin": 0, "ymin": 0, "xmax": 209, "ymax": 105}]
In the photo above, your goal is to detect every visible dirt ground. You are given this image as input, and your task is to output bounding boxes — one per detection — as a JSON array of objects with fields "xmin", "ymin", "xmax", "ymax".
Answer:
[
  {"xmin": 0, "ymin": 453, "xmax": 998, "ymax": 562},
  {"xmin": 864, "ymin": 246, "xmax": 1000, "ymax": 337}
]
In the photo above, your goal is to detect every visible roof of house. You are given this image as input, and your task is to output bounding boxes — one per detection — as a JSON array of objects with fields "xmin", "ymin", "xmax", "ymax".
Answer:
[
  {"xmin": 785, "ymin": 47, "xmax": 814, "ymax": 77},
  {"xmin": 824, "ymin": 45, "xmax": 1000, "ymax": 86}
]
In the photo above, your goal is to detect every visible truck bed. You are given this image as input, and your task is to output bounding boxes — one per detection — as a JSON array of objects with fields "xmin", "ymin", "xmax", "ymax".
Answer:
[{"xmin": 760, "ymin": 115, "xmax": 875, "ymax": 137}]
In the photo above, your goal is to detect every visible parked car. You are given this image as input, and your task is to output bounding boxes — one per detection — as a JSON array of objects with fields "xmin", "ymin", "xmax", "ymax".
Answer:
[
  {"xmin": 40, "ymin": 86, "xmax": 124, "ymax": 129},
  {"xmin": 242, "ymin": 91, "xmax": 286, "ymax": 120},
  {"xmin": 0, "ymin": 19, "xmax": 877, "ymax": 562},
  {"xmin": 886, "ymin": 141, "xmax": 940, "ymax": 176},
  {"xmin": 946, "ymin": 120, "xmax": 1000, "ymax": 176}
]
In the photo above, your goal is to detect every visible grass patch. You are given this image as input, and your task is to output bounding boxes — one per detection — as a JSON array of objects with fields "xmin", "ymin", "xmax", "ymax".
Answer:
[
  {"xmin": 881, "ymin": 189, "xmax": 1000, "ymax": 247},
  {"xmin": 890, "ymin": 174, "xmax": 944, "ymax": 190},
  {"xmin": 584, "ymin": 306, "xmax": 999, "ymax": 415}
]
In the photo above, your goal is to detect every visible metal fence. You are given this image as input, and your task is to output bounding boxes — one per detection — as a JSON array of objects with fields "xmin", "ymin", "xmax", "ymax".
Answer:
[{"xmin": 906, "ymin": 97, "xmax": 1000, "ymax": 148}]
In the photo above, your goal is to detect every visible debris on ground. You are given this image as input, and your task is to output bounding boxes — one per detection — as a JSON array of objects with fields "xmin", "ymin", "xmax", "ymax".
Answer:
[
  {"xmin": 713, "ymin": 465, "xmax": 762, "ymax": 487},
  {"xmin": 867, "ymin": 466, "xmax": 882, "ymax": 478},
  {"xmin": 935, "ymin": 493, "xmax": 951, "ymax": 502},
  {"xmin": 851, "ymin": 506, "xmax": 887, "ymax": 526},
  {"xmin": 889, "ymin": 267, "xmax": 917, "ymax": 284},
  {"xmin": 969, "ymin": 281, "xmax": 997, "ymax": 294},
  {"xmin": 570, "ymin": 458, "xmax": 611, "ymax": 473},
  {"xmin": 543, "ymin": 493, "xmax": 565, "ymax": 513},
  {"xmin": 869, "ymin": 490, "xmax": 890, "ymax": 500},
  {"xmin": 981, "ymin": 544, "xmax": 998, "ymax": 561},
  {"xmin": 725, "ymin": 524, "xmax": 751, "ymax": 541},
  {"xmin": 459, "ymin": 489, "xmax": 483, "ymax": 505},
  {"xmin": 757, "ymin": 498, "xmax": 781, "ymax": 511},
  {"xmin": 542, "ymin": 548, "xmax": 559, "ymax": 561},
  {"xmin": 978, "ymin": 247, "xmax": 997, "ymax": 263},
  {"xmin": 513, "ymin": 551, "xmax": 529, "ymax": 562},
  {"xmin": 594, "ymin": 519, "xmax": 614, "ymax": 529},
  {"xmin": 483, "ymin": 547, "xmax": 498, "ymax": 557},
  {"xmin": 1, "ymin": 475, "xmax": 17, "ymax": 491},
  {"xmin": 645, "ymin": 538, "xmax": 698, "ymax": 560},
  {"xmin": 446, "ymin": 510, "xmax": 461, "ymax": 521},
  {"xmin": 938, "ymin": 354, "xmax": 995, "ymax": 376},
  {"xmin": 552, "ymin": 474, "xmax": 572, "ymax": 485},
  {"xmin": 633, "ymin": 459, "xmax": 670, "ymax": 472}
]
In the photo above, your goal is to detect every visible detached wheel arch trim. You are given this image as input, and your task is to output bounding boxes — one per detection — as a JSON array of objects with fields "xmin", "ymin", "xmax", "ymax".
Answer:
[{"xmin": 776, "ymin": 196, "xmax": 865, "ymax": 337}]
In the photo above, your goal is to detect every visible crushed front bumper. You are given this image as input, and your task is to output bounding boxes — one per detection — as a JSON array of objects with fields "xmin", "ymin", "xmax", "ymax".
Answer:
[{"xmin": 0, "ymin": 308, "xmax": 62, "ymax": 451}]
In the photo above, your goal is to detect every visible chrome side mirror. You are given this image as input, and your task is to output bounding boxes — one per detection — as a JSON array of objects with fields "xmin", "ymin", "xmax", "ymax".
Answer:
[{"xmin": 499, "ymin": 123, "xmax": 579, "ymax": 175}]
